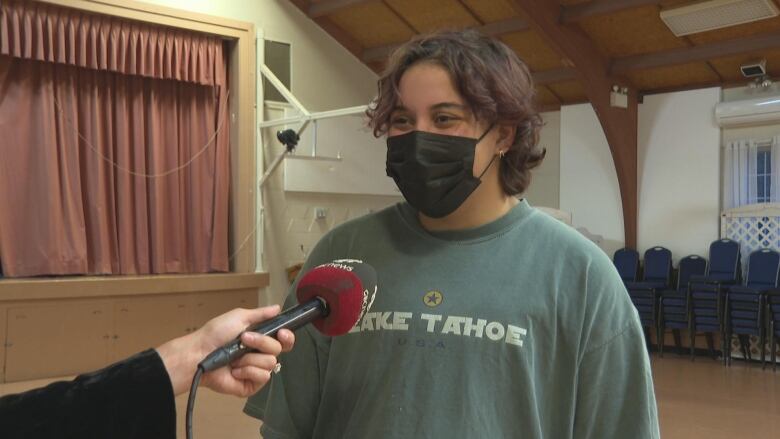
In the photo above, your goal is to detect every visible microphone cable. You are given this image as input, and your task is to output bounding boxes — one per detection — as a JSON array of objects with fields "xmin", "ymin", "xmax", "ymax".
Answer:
[{"xmin": 185, "ymin": 366, "xmax": 205, "ymax": 439}]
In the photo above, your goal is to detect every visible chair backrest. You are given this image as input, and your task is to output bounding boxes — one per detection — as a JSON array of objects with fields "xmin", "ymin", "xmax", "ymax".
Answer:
[
  {"xmin": 706, "ymin": 239, "xmax": 741, "ymax": 281},
  {"xmin": 677, "ymin": 255, "xmax": 707, "ymax": 291},
  {"xmin": 642, "ymin": 246, "xmax": 672, "ymax": 283},
  {"xmin": 744, "ymin": 248, "xmax": 780, "ymax": 289},
  {"xmin": 613, "ymin": 248, "xmax": 639, "ymax": 282}
]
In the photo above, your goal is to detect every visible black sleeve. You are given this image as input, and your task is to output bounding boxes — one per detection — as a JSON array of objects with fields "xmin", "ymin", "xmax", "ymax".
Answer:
[{"xmin": 0, "ymin": 349, "xmax": 176, "ymax": 439}]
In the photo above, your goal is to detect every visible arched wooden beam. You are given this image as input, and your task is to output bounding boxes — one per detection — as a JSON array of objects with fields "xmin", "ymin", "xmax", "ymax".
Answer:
[{"xmin": 510, "ymin": 0, "xmax": 638, "ymax": 249}]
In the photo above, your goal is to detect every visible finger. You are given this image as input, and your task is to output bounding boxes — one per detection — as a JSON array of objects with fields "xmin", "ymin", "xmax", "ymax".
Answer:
[
  {"xmin": 276, "ymin": 329, "xmax": 296, "ymax": 352},
  {"xmin": 231, "ymin": 352, "xmax": 277, "ymax": 370},
  {"xmin": 240, "ymin": 304, "xmax": 282, "ymax": 327},
  {"xmin": 231, "ymin": 366, "xmax": 272, "ymax": 386},
  {"xmin": 241, "ymin": 332, "xmax": 283, "ymax": 356}
]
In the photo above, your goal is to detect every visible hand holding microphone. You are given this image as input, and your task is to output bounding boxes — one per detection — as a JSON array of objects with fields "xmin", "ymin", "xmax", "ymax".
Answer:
[
  {"xmin": 186, "ymin": 259, "xmax": 377, "ymax": 439},
  {"xmin": 156, "ymin": 305, "xmax": 296, "ymax": 398},
  {"xmin": 198, "ymin": 259, "xmax": 377, "ymax": 372}
]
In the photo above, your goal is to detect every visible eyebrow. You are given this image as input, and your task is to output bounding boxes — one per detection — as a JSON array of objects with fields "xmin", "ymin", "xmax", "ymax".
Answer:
[
  {"xmin": 391, "ymin": 102, "xmax": 467, "ymax": 113},
  {"xmin": 430, "ymin": 102, "xmax": 467, "ymax": 111}
]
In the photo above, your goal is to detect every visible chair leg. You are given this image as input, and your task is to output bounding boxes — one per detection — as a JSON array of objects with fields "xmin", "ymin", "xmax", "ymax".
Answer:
[
  {"xmin": 771, "ymin": 321, "xmax": 776, "ymax": 372},
  {"xmin": 672, "ymin": 329, "xmax": 682, "ymax": 355},
  {"xmin": 738, "ymin": 335, "xmax": 750, "ymax": 362},
  {"xmin": 760, "ymin": 331, "xmax": 766, "ymax": 370},
  {"xmin": 705, "ymin": 332, "xmax": 716, "ymax": 360}
]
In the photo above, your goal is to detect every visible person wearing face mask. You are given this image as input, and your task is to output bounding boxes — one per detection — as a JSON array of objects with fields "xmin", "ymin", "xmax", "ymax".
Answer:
[{"xmin": 244, "ymin": 30, "xmax": 659, "ymax": 439}]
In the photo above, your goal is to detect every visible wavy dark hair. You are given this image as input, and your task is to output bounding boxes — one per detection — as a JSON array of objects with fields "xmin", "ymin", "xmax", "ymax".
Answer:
[{"xmin": 366, "ymin": 29, "xmax": 546, "ymax": 196}]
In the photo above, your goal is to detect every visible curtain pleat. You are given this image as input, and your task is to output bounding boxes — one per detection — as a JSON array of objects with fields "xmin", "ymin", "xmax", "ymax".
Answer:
[{"xmin": 1, "ymin": 0, "xmax": 223, "ymax": 86}]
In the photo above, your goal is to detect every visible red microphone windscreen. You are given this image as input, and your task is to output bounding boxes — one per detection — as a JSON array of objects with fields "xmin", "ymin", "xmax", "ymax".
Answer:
[{"xmin": 295, "ymin": 261, "xmax": 376, "ymax": 336}]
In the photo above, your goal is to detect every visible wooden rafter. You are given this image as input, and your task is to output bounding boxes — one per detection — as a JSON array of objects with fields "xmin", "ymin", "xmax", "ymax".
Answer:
[
  {"xmin": 363, "ymin": 17, "xmax": 529, "ymax": 62},
  {"xmin": 534, "ymin": 67, "xmax": 578, "ymax": 85},
  {"xmin": 560, "ymin": 0, "xmax": 662, "ymax": 23},
  {"xmin": 510, "ymin": 0, "xmax": 639, "ymax": 249},
  {"xmin": 308, "ymin": 0, "xmax": 375, "ymax": 18},
  {"xmin": 308, "ymin": 0, "xmax": 663, "ymax": 24},
  {"xmin": 611, "ymin": 29, "xmax": 780, "ymax": 74}
]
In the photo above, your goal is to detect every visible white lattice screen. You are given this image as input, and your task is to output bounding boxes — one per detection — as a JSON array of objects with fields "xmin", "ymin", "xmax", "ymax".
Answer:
[
  {"xmin": 721, "ymin": 203, "xmax": 780, "ymax": 271},
  {"xmin": 720, "ymin": 203, "xmax": 780, "ymax": 361}
]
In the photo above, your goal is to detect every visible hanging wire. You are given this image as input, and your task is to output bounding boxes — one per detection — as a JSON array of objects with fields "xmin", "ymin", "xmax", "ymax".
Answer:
[
  {"xmin": 53, "ymin": 88, "xmax": 264, "ymax": 265},
  {"xmin": 52, "ymin": 90, "xmax": 230, "ymax": 178}
]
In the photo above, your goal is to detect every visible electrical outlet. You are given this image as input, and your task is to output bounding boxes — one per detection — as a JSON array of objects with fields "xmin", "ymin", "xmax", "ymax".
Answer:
[{"xmin": 315, "ymin": 207, "xmax": 328, "ymax": 220}]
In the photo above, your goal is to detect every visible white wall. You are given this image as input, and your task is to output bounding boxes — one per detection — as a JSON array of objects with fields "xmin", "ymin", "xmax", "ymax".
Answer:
[
  {"xmin": 524, "ymin": 111, "xmax": 560, "ymax": 209},
  {"xmin": 637, "ymin": 88, "xmax": 721, "ymax": 261},
  {"xmin": 560, "ymin": 104, "xmax": 625, "ymax": 256}
]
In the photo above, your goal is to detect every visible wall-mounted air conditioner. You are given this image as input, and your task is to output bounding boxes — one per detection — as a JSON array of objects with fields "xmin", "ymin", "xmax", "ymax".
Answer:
[{"xmin": 714, "ymin": 95, "xmax": 780, "ymax": 127}]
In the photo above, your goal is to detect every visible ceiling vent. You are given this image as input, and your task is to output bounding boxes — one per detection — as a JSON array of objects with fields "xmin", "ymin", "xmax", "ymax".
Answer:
[{"xmin": 660, "ymin": 0, "xmax": 779, "ymax": 36}]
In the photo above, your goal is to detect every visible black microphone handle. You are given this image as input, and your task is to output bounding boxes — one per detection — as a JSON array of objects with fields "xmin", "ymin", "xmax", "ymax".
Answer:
[{"xmin": 198, "ymin": 298, "xmax": 326, "ymax": 372}]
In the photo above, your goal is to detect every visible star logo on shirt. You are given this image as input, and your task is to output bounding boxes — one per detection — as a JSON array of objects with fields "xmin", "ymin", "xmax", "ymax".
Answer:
[{"xmin": 423, "ymin": 290, "xmax": 443, "ymax": 308}]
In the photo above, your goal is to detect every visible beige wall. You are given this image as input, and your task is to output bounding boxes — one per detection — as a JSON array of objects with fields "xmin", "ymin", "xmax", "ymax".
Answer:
[{"xmin": 524, "ymin": 111, "xmax": 561, "ymax": 209}]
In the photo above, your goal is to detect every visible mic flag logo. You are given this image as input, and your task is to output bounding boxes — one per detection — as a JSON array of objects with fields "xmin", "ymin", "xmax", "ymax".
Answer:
[{"xmin": 423, "ymin": 290, "xmax": 443, "ymax": 308}]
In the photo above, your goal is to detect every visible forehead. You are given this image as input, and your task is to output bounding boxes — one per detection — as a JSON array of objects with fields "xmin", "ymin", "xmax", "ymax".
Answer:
[{"xmin": 395, "ymin": 62, "xmax": 464, "ymax": 111}]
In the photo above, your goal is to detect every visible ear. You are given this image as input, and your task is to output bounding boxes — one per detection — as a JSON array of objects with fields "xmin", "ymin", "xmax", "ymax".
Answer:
[{"xmin": 495, "ymin": 125, "xmax": 516, "ymax": 152}]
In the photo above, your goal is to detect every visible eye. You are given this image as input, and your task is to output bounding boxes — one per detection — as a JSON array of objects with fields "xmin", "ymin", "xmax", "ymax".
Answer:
[
  {"xmin": 390, "ymin": 115, "xmax": 412, "ymax": 127},
  {"xmin": 434, "ymin": 114, "xmax": 459, "ymax": 125}
]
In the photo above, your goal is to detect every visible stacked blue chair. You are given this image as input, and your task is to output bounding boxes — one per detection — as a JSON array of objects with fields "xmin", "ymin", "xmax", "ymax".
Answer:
[
  {"xmin": 767, "ymin": 291, "xmax": 780, "ymax": 371},
  {"xmin": 688, "ymin": 239, "xmax": 741, "ymax": 361},
  {"xmin": 613, "ymin": 248, "xmax": 639, "ymax": 283},
  {"xmin": 625, "ymin": 247, "xmax": 672, "ymax": 341},
  {"xmin": 724, "ymin": 249, "xmax": 780, "ymax": 367},
  {"xmin": 657, "ymin": 255, "xmax": 707, "ymax": 356}
]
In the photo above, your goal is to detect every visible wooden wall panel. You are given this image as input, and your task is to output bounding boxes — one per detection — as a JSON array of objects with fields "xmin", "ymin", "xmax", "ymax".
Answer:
[
  {"xmin": 5, "ymin": 301, "xmax": 112, "ymax": 382},
  {"xmin": 190, "ymin": 290, "xmax": 258, "ymax": 329},
  {"xmin": 0, "ymin": 306, "xmax": 6, "ymax": 382},
  {"xmin": 0, "ymin": 273, "xmax": 269, "ymax": 382},
  {"xmin": 112, "ymin": 295, "xmax": 190, "ymax": 362}
]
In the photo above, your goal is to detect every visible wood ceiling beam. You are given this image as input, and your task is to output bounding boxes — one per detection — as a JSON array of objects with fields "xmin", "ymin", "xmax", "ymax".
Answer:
[
  {"xmin": 363, "ymin": 17, "xmax": 529, "ymax": 62},
  {"xmin": 533, "ymin": 67, "xmax": 578, "ymax": 85},
  {"xmin": 308, "ymin": 0, "xmax": 663, "ymax": 23},
  {"xmin": 309, "ymin": 0, "xmax": 375, "ymax": 18},
  {"xmin": 560, "ymin": 0, "xmax": 662, "ymax": 23},
  {"xmin": 612, "ymin": 29, "xmax": 780, "ymax": 73},
  {"xmin": 511, "ymin": 0, "xmax": 639, "ymax": 249}
]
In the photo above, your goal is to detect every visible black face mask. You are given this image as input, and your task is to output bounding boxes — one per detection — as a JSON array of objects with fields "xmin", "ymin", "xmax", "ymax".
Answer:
[{"xmin": 386, "ymin": 127, "xmax": 495, "ymax": 218}]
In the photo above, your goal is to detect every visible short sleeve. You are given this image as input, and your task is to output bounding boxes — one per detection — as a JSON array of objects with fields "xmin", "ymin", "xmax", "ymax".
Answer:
[{"xmin": 243, "ymin": 233, "xmax": 333, "ymax": 438}]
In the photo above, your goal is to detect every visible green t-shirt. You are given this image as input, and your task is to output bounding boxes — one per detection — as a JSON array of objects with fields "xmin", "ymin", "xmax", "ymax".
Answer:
[{"xmin": 245, "ymin": 200, "xmax": 659, "ymax": 438}]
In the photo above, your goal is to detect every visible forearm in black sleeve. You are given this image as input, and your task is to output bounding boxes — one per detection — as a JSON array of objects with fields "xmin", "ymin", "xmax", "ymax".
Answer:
[{"xmin": 0, "ymin": 349, "xmax": 176, "ymax": 439}]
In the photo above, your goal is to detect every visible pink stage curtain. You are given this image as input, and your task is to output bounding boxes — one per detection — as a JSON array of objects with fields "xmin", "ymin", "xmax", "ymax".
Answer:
[{"xmin": 0, "ymin": 1, "xmax": 229, "ymax": 277}]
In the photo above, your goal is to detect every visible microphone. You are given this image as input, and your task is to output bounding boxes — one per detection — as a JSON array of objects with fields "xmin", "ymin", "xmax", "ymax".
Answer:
[{"xmin": 198, "ymin": 259, "xmax": 377, "ymax": 372}]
